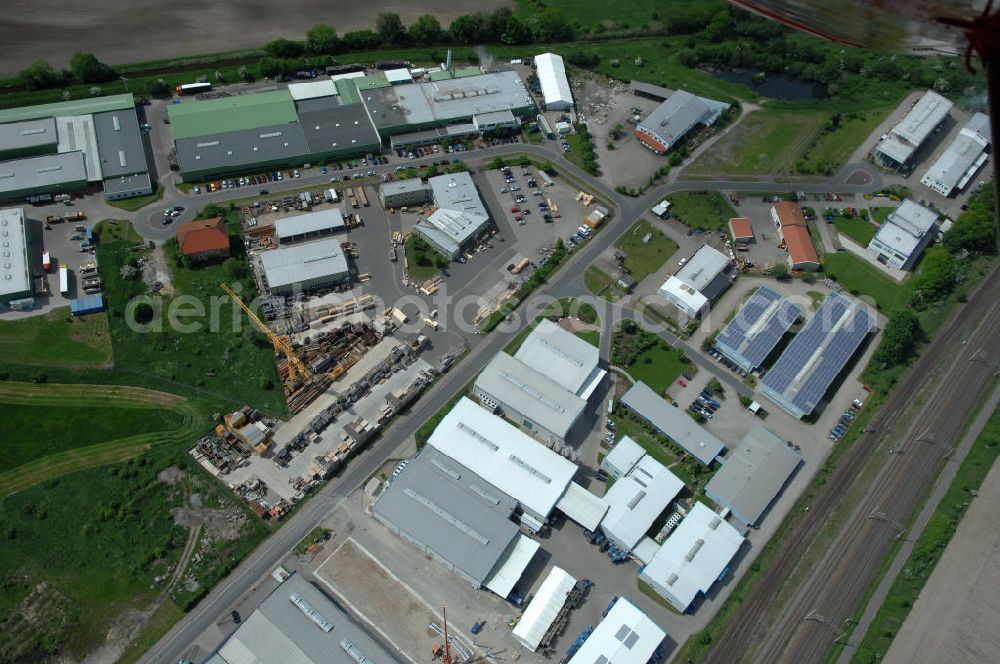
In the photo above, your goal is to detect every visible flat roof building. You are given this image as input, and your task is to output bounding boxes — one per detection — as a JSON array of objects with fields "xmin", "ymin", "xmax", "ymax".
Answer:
[
  {"xmin": 714, "ymin": 286, "xmax": 803, "ymax": 372},
  {"xmin": 771, "ymin": 201, "xmax": 820, "ymax": 271},
  {"xmin": 514, "ymin": 319, "xmax": 606, "ymax": 399},
  {"xmin": 295, "ymin": 97, "xmax": 381, "ymax": 158},
  {"xmin": 0, "ymin": 94, "xmax": 135, "ymax": 124},
  {"xmin": 0, "ymin": 207, "xmax": 31, "ymax": 304},
  {"xmin": 601, "ymin": 455, "xmax": 684, "ymax": 553},
  {"xmin": 601, "ymin": 436, "xmax": 646, "ymax": 479},
  {"xmin": 379, "ymin": 178, "xmax": 432, "ymax": 208},
  {"xmin": 426, "ymin": 397, "xmax": 578, "ymax": 521},
  {"xmin": 659, "ymin": 275, "xmax": 709, "ymax": 319},
  {"xmin": 174, "ymin": 123, "xmax": 311, "ymax": 182},
  {"xmin": 512, "ymin": 566, "xmax": 578, "ymax": 651},
  {"xmin": 212, "ymin": 572, "xmax": 400, "ymax": 664},
  {"xmin": 0, "ymin": 117, "xmax": 58, "ymax": 160},
  {"xmin": 373, "ymin": 447, "xmax": 539, "ymax": 592},
  {"xmin": 287, "ymin": 79, "xmax": 338, "ymax": 101},
  {"xmin": 535, "ymin": 52, "xmax": 574, "ymax": 111},
  {"xmin": 260, "ymin": 237, "xmax": 350, "ymax": 295},
  {"xmin": 866, "ymin": 198, "xmax": 938, "ymax": 270},
  {"xmin": 55, "ymin": 114, "xmax": 102, "ymax": 182},
  {"xmin": 92, "ymin": 109, "xmax": 147, "ymax": 179},
  {"xmin": 635, "ymin": 91, "xmax": 729, "ymax": 154},
  {"xmin": 429, "ymin": 171, "xmax": 488, "ymax": 219},
  {"xmin": 167, "ymin": 91, "xmax": 299, "ymax": 140},
  {"xmin": 875, "ymin": 90, "xmax": 953, "ymax": 169},
  {"xmin": 620, "ymin": 381, "xmax": 724, "ymax": 465},
  {"xmin": 275, "ymin": 208, "xmax": 346, "ymax": 244},
  {"xmin": 705, "ymin": 422, "xmax": 802, "ymax": 527},
  {"xmin": 920, "ymin": 112, "xmax": 991, "ymax": 196},
  {"xmin": 102, "ymin": 172, "xmax": 153, "ymax": 200},
  {"xmin": 475, "ymin": 351, "xmax": 588, "ymax": 445},
  {"xmin": 760, "ymin": 292, "xmax": 875, "ymax": 419},
  {"xmin": 675, "ymin": 244, "xmax": 731, "ymax": 301},
  {"xmin": 414, "ymin": 172, "xmax": 491, "ymax": 258},
  {"xmin": 0, "ymin": 151, "xmax": 88, "ymax": 203},
  {"xmin": 567, "ymin": 597, "xmax": 666, "ymax": 664},
  {"xmin": 639, "ymin": 502, "xmax": 745, "ymax": 613}
]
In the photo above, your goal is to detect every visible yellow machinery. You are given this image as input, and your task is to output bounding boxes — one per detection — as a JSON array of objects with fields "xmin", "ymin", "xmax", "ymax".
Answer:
[{"xmin": 219, "ymin": 283, "xmax": 313, "ymax": 386}]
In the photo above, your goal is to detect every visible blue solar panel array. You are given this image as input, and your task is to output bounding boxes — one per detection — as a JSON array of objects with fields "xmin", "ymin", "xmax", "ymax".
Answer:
[
  {"xmin": 715, "ymin": 287, "xmax": 802, "ymax": 372},
  {"xmin": 761, "ymin": 292, "xmax": 875, "ymax": 418}
]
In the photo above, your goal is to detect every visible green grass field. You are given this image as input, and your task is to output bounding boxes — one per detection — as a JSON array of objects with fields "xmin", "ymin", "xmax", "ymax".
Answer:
[
  {"xmin": 687, "ymin": 109, "xmax": 826, "ymax": 177},
  {"xmin": 97, "ymin": 221, "xmax": 286, "ymax": 416},
  {"xmin": 575, "ymin": 330, "xmax": 601, "ymax": 347},
  {"xmin": 870, "ymin": 206, "xmax": 895, "ymax": 224},
  {"xmin": 404, "ymin": 234, "xmax": 443, "ymax": 282},
  {"xmin": 0, "ymin": 308, "xmax": 112, "ymax": 368},
  {"xmin": 563, "ymin": 131, "xmax": 592, "ymax": 171},
  {"xmin": 834, "ymin": 215, "xmax": 878, "ymax": 246},
  {"xmin": 822, "ymin": 252, "xmax": 910, "ymax": 312},
  {"xmin": 667, "ymin": 191, "xmax": 738, "ymax": 232},
  {"xmin": 794, "ymin": 109, "xmax": 891, "ymax": 175},
  {"xmin": 627, "ymin": 343, "xmax": 691, "ymax": 394},
  {"xmin": 584, "ymin": 266, "xmax": 626, "ymax": 302},
  {"xmin": 615, "ymin": 220, "xmax": 679, "ymax": 282}
]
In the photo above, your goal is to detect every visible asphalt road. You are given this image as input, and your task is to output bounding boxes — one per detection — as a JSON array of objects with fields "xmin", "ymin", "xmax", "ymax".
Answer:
[
  {"xmin": 703, "ymin": 263, "xmax": 1000, "ymax": 664},
  {"xmin": 136, "ymin": 139, "xmax": 884, "ymax": 663}
]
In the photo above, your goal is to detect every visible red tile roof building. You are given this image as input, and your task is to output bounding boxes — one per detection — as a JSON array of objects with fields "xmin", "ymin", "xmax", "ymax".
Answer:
[
  {"xmin": 176, "ymin": 217, "xmax": 230, "ymax": 263},
  {"xmin": 770, "ymin": 202, "xmax": 820, "ymax": 271}
]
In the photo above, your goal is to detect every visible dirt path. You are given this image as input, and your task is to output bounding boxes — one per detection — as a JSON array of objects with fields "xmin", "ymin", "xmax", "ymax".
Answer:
[{"xmin": 168, "ymin": 525, "xmax": 202, "ymax": 591}]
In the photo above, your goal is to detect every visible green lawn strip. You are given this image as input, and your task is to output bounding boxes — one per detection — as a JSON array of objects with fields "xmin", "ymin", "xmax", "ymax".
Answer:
[
  {"xmin": 833, "ymin": 214, "xmax": 877, "ymax": 246},
  {"xmin": 584, "ymin": 266, "xmax": 625, "ymax": 301},
  {"xmin": 94, "ymin": 218, "xmax": 143, "ymax": 244},
  {"xmin": 0, "ymin": 307, "xmax": 112, "ymax": 368},
  {"xmin": 294, "ymin": 527, "xmax": 332, "ymax": 556},
  {"xmin": 794, "ymin": 109, "xmax": 891, "ymax": 175},
  {"xmin": 105, "ymin": 186, "xmax": 164, "ymax": 212},
  {"xmin": 615, "ymin": 219, "xmax": 679, "ymax": 281},
  {"xmin": 626, "ymin": 344, "xmax": 690, "ymax": 394},
  {"xmin": 97, "ymin": 220, "xmax": 287, "ymax": 416},
  {"xmin": 667, "ymin": 191, "xmax": 738, "ymax": 232},
  {"xmin": 687, "ymin": 109, "xmax": 826, "ymax": 176},
  {"xmin": 870, "ymin": 206, "xmax": 895, "ymax": 224},
  {"xmin": 822, "ymin": 252, "xmax": 910, "ymax": 312},
  {"xmin": 850, "ymin": 401, "xmax": 1000, "ymax": 662},
  {"xmin": 405, "ymin": 234, "xmax": 445, "ymax": 282},
  {"xmin": 563, "ymin": 131, "xmax": 592, "ymax": 171},
  {"xmin": 575, "ymin": 330, "xmax": 601, "ymax": 347}
]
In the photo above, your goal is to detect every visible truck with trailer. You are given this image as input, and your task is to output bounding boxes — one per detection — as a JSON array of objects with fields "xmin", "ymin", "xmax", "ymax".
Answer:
[
  {"xmin": 58, "ymin": 264, "xmax": 69, "ymax": 294},
  {"xmin": 42, "ymin": 252, "xmax": 51, "ymax": 272},
  {"xmin": 176, "ymin": 82, "xmax": 212, "ymax": 95}
]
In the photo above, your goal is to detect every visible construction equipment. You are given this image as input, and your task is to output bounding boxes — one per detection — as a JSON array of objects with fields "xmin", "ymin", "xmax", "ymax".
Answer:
[{"xmin": 219, "ymin": 283, "xmax": 313, "ymax": 386}]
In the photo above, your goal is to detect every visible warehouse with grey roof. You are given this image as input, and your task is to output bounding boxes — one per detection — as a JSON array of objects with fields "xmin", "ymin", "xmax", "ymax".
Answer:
[
  {"xmin": 259, "ymin": 238, "xmax": 350, "ymax": 295},
  {"xmin": 635, "ymin": 91, "xmax": 729, "ymax": 154},
  {"xmin": 0, "ymin": 207, "xmax": 32, "ymax": 305},
  {"xmin": 621, "ymin": 381, "xmax": 725, "ymax": 465},
  {"xmin": 413, "ymin": 172, "xmax": 491, "ymax": 258}
]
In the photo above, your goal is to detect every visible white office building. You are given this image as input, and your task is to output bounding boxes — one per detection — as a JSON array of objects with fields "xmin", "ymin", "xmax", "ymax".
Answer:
[
  {"xmin": 920, "ymin": 112, "xmax": 991, "ymax": 196},
  {"xmin": 567, "ymin": 597, "xmax": 665, "ymax": 664},
  {"xmin": 600, "ymin": 455, "xmax": 684, "ymax": 553},
  {"xmin": 866, "ymin": 198, "xmax": 938, "ymax": 270},
  {"xmin": 875, "ymin": 90, "xmax": 953, "ymax": 169}
]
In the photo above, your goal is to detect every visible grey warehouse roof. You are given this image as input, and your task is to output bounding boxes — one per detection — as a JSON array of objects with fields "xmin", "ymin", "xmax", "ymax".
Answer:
[
  {"xmin": 0, "ymin": 151, "xmax": 88, "ymax": 197},
  {"xmin": 514, "ymin": 319, "xmax": 605, "ymax": 399},
  {"xmin": 380, "ymin": 178, "xmax": 431, "ymax": 197},
  {"xmin": 0, "ymin": 117, "xmax": 58, "ymax": 155},
  {"xmin": 174, "ymin": 122, "xmax": 311, "ymax": 174},
  {"xmin": 103, "ymin": 172, "xmax": 152, "ymax": 196},
  {"xmin": 92, "ymin": 109, "xmax": 148, "ymax": 177},
  {"xmin": 373, "ymin": 447, "xmax": 521, "ymax": 586},
  {"xmin": 704, "ymin": 421, "xmax": 801, "ymax": 526},
  {"xmin": 214, "ymin": 572, "xmax": 400, "ymax": 664},
  {"xmin": 869, "ymin": 199, "xmax": 938, "ymax": 259},
  {"xmin": 676, "ymin": 244, "xmax": 730, "ymax": 292},
  {"xmin": 295, "ymin": 98, "xmax": 380, "ymax": 154},
  {"xmin": 0, "ymin": 207, "xmax": 30, "ymax": 300},
  {"xmin": 260, "ymin": 237, "xmax": 348, "ymax": 291},
  {"xmin": 275, "ymin": 208, "xmax": 346, "ymax": 241},
  {"xmin": 429, "ymin": 171, "xmax": 488, "ymax": 219},
  {"xmin": 920, "ymin": 112, "xmax": 991, "ymax": 195},
  {"xmin": 621, "ymin": 381, "xmax": 725, "ymax": 465},
  {"xmin": 877, "ymin": 90, "xmax": 952, "ymax": 166},
  {"xmin": 476, "ymin": 351, "xmax": 587, "ymax": 441},
  {"xmin": 639, "ymin": 91, "xmax": 728, "ymax": 148}
]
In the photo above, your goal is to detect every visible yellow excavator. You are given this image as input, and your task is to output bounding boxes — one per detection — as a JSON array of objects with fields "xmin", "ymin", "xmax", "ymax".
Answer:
[{"xmin": 219, "ymin": 283, "xmax": 313, "ymax": 386}]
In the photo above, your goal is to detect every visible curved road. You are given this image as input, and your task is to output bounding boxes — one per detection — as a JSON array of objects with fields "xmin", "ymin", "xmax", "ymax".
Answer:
[{"xmin": 136, "ymin": 140, "xmax": 883, "ymax": 664}]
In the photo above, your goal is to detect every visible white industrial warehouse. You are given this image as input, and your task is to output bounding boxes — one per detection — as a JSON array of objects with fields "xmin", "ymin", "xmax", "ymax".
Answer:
[
  {"xmin": 275, "ymin": 208, "xmax": 346, "ymax": 244},
  {"xmin": 600, "ymin": 452, "xmax": 684, "ymax": 553},
  {"xmin": 865, "ymin": 198, "xmax": 938, "ymax": 270},
  {"xmin": 0, "ymin": 207, "xmax": 32, "ymax": 306},
  {"xmin": 534, "ymin": 52, "xmax": 574, "ymax": 111},
  {"xmin": 659, "ymin": 244, "xmax": 731, "ymax": 318},
  {"xmin": 414, "ymin": 171, "xmax": 491, "ymax": 258},
  {"xmin": 639, "ymin": 502, "xmax": 745, "ymax": 613},
  {"xmin": 259, "ymin": 237, "xmax": 350, "ymax": 295},
  {"xmin": 875, "ymin": 89, "xmax": 953, "ymax": 169},
  {"xmin": 567, "ymin": 597, "xmax": 665, "ymax": 664},
  {"xmin": 512, "ymin": 566, "xmax": 578, "ymax": 651},
  {"xmin": 920, "ymin": 111, "xmax": 991, "ymax": 196}
]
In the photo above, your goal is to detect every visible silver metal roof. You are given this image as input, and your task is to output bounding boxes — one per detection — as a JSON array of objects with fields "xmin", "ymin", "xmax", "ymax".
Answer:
[
  {"xmin": 0, "ymin": 207, "xmax": 30, "ymax": 299},
  {"xmin": 275, "ymin": 208, "xmax": 346, "ymax": 241},
  {"xmin": 704, "ymin": 421, "xmax": 801, "ymax": 526},
  {"xmin": 379, "ymin": 178, "xmax": 431, "ymax": 197},
  {"xmin": 260, "ymin": 237, "xmax": 348, "ymax": 290},
  {"xmin": 215, "ymin": 572, "xmax": 400, "ymax": 664},
  {"xmin": 676, "ymin": 244, "xmax": 730, "ymax": 294},
  {"xmin": 638, "ymin": 91, "xmax": 728, "ymax": 149},
  {"xmin": 475, "ymin": 351, "xmax": 587, "ymax": 440},
  {"xmin": 601, "ymin": 455, "xmax": 684, "ymax": 551},
  {"xmin": 920, "ymin": 112, "xmax": 991, "ymax": 195},
  {"xmin": 55, "ymin": 115, "xmax": 102, "ymax": 181},
  {"xmin": 0, "ymin": 151, "xmax": 88, "ymax": 197},
  {"xmin": 620, "ymin": 381, "xmax": 724, "ymax": 465},
  {"xmin": 0, "ymin": 117, "xmax": 58, "ymax": 156},
  {"xmin": 429, "ymin": 171, "xmax": 488, "ymax": 219},
  {"xmin": 869, "ymin": 198, "xmax": 938, "ymax": 260},
  {"xmin": 514, "ymin": 319, "xmax": 605, "ymax": 398},
  {"xmin": 92, "ymin": 109, "xmax": 148, "ymax": 178},
  {"xmin": 535, "ymin": 53, "xmax": 573, "ymax": 108},
  {"xmin": 373, "ymin": 447, "xmax": 520, "ymax": 585},
  {"xmin": 877, "ymin": 89, "xmax": 953, "ymax": 165},
  {"xmin": 102, "ymin": 172, "xmax": 152, "ymax": 195}
]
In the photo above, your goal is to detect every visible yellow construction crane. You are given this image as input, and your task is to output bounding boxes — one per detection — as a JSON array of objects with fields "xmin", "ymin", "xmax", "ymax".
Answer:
[{"xmin": 219, "ymin": 283, "xmax": 313, "ymax": 386}]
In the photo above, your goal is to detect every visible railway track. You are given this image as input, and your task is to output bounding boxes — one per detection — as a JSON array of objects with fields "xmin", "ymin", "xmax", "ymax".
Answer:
[{"xmin": 703, "ymin": 265, "xmax": 1000, "ymax": 664}]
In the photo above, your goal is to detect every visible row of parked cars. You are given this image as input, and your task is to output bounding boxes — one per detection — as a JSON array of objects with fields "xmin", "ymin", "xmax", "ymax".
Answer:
[
  {"xmin": 687, "ymin": 386, "xmax": 722, "ymax": 419},
  {"xmin": 198, "ymin": 170, "xmax": 295, "ymax": 194},
  {"xmin": 706, "ymin": 346, "xmax": 749, "ymax": 377},
  {"xmin": 829, "ymin": 399, "xmax": 864, "ymax": 441}
]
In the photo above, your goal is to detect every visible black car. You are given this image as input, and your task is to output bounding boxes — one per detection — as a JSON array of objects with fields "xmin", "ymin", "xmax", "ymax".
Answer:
[
  {"xmin": 259, "ymin": 189, "xmax": 269, "ymax": 195},
  {"xmin": 173, "ymin": 206, "xmax": 184, "ymax": 212},
  {"xmin": 231, "ymin": 610, "xmax": 241, "ymax": 624}
]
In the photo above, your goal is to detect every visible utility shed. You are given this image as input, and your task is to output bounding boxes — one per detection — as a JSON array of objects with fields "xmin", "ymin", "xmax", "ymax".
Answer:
[
  {"xmin": 213, "ymin": 572, "xmax": 401, "ymax": 664},
  {"xmin": 373, "ymin": 447, "xmax": 537, "ymax": 591},
  {"xmin": 601, "ymin": 455, "xmax": 684, "ymax": 553},
  {"xmin": 639, "ymin": 502, "xmax": 745, "ymax": 613},
  {"xmin": 704, "ymin": 422, "xmax": 802, "ymax": 527},
  {"xmin": 535, "ymin": 52, "xmax": 574, "ymax": 111},
  {"xmin": 512, "ymin": 566, "xmax": 578, "ymax": 651},
  {"xmin": 275, "ymin": 208, "xmax": 346, "ymax": 244},
  {"xmin": 620, "ymin": 381, "xmax": 724, "ymax": 465},
  {"xmin": 425, "ymin": 397, "xmax": 578, "ymax": 521},
  {"xmin": 567, "ymin": 597, "xmax": 666, "ymax": 664}
]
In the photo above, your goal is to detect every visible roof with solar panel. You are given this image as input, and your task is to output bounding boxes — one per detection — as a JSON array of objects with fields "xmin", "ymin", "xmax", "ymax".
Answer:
[
  {"xmin": 714, "ymin": 287, "xmax": 803, "ymax": 372},
  {"xmin": 760, "ymin": 292, "xmax": 876, "ymax": 419}
]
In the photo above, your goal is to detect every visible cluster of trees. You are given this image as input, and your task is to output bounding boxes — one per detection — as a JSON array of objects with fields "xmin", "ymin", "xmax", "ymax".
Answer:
[
  {"xmin": 573, "ymin": 125, "xmax": 600, "ymax": 176},
  {"xmin": 19, "ymin": 51, "xmax": 116, "ymax": 90}
]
